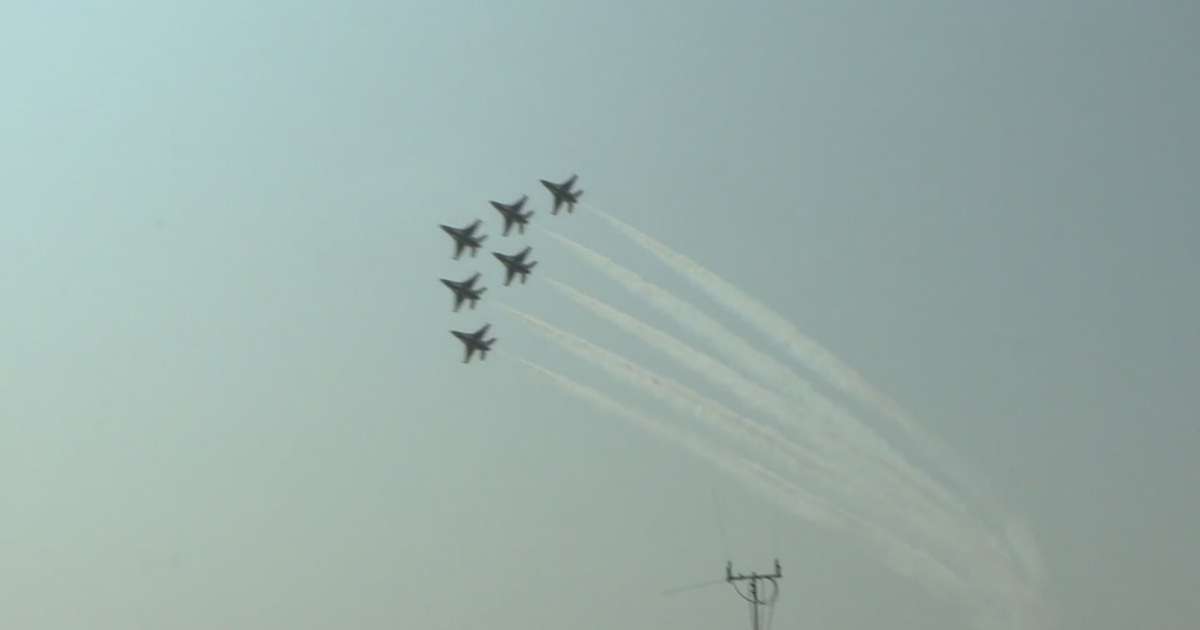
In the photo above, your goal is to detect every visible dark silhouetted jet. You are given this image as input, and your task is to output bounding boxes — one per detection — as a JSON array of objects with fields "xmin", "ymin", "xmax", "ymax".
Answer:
[
  {"xmin": 493, "ymin": 246, "xmax": 538, "ymax": 286},
  {"xmin": 539, "ymin": 174, "xmax": 583, "ymax": 215},
  {"xmin": 439, "ymin": 219, "xmax": 487, "ymax": 260},
  {"xmin": 489, "ymin": 195, "xmax": 534, "ymax": 236},
  {"xmin": 440, "ymin": 271, "xmax": 486, "ymax": 312},
  {"xmin": 451, "ymin": 323, "xmax": 496, "ymax": 363}
]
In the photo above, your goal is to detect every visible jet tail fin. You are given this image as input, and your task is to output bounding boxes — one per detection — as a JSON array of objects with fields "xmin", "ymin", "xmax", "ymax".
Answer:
[{"xmin": 477, "ymin": 234, "xmax": 488, "ymax": 243}]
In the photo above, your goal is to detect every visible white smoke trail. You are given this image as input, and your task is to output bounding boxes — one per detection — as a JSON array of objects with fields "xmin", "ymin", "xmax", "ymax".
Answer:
[
  {"xmin": 497, "ymin": 304, "xmax": 838, "ymax": 491},
  {"xmin": 510, "ymin": 353, "xmax": 975, "ymax": 608},
  {"xmin": 498, "ymin": 302, "xmax": 1029, "ymax": 614},
  {"xmin": 581, "ymin": 204, "xmax": 1052, "ymax": 628},
  {"xmin": 540, "ymin": 226, "xmax": 841, "ymax": 413},
  {"xmin": 540, "ymin": 227, "xmax": 973, "ymax": 530},
  {"xmin": 585, "ymin": 204, "xmax": 1005, "ymax": 523},
  {"xmin": 510, "ymin": 354, "xmax": 837, "ymax": 528},
  {"xmin": 1003, "ymin": 518, "xmax": 1048, "ymax": 588},
  {"xmin": 541, "ymin": 275, "xmax": 973, "ymax": 558}
]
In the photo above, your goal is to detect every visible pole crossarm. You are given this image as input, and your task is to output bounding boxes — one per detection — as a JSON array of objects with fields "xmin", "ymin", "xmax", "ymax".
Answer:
[{"xmin": 725, "ymin": 560, "xmax": 782, "ymax": 630}]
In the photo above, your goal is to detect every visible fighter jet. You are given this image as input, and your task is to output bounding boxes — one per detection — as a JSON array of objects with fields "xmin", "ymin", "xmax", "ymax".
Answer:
[
  {"xmin": 439, "ymin": 219, "xmax": 487, "ymax": 260},
  {"xmin": 440, "ymin": 271, "xmax": 486, "ymax": 312},
  {"xmin": 539, "ymin": 174, "xmax": 584, "ymax": 215},
  {"xmin": 451, "ymin": 323, "xmax": 496, "ymax": 363},
  {"xmin": 493, "ymin": 246, "xmax": 538, "ymax": 286},
  {"xmin": 489, "ymin": 195, "xmax": 534, "ymax": 236}
]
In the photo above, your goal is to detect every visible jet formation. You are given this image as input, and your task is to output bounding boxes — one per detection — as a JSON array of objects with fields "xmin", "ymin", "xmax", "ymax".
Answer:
[{"xmin": 441, "ymin": 174, "xmax": 580, "ymax": 363}]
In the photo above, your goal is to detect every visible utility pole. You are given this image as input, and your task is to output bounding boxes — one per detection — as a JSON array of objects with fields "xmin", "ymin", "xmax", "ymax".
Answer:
[{"xmin": 726, "ymin": 559, "xmax": 782, "ymax": 630}]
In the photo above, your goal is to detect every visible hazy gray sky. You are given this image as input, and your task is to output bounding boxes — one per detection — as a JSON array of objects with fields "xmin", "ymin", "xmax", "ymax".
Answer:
[{"xmin": 2, "ymin": 2, "xmax": 1197, "ymax": 629}]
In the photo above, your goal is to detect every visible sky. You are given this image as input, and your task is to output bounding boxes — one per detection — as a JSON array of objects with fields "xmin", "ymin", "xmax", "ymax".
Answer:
[{"xmin": 1, "ymin": 1, "xmax": 1198, "ymax": 629}]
